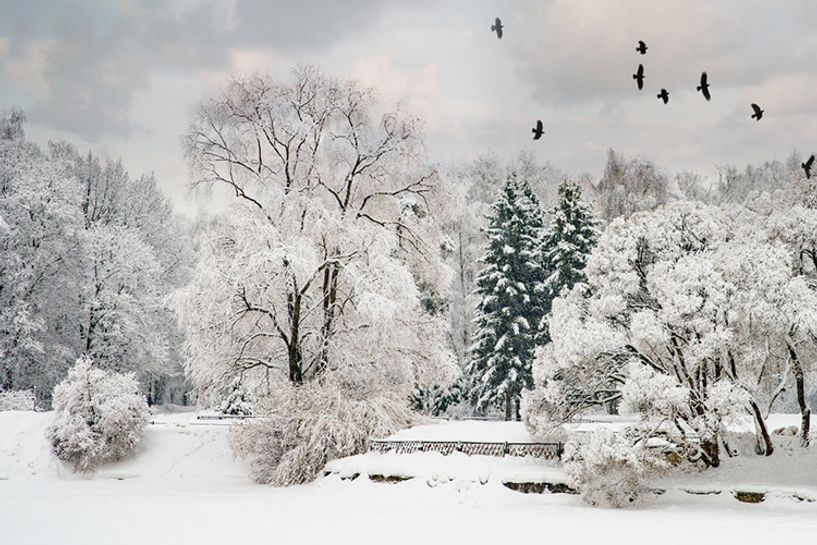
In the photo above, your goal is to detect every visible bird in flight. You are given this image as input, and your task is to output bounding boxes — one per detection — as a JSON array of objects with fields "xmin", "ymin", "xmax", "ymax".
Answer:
[
  {"xmin": 531, "ymin": 120, "xmax": 544, "ymax": 140},
  {"xmin": 636, "ymin": 40, "xmax": 648, "ymax": 55},
  {"xmin": 633, "ymin": 64, "xmax": 645, "ymax": 90},
  {"xmin": 491, "ymin": 17, "xmax": 503, "ymax": 39},
  {"xmin": 803, "ymin": 154, "xmax": 815, "ymax": 179},
  {"xmin": 657, "ymin": 89, "xmax": 670, "ymax": 104},
  {"xmin": 751, "ymin": 103, "xmax": 764, "ymax": 121},
  {"xmin": 697, "ymin": 72, "xmax": 711, "ymax": 101}
]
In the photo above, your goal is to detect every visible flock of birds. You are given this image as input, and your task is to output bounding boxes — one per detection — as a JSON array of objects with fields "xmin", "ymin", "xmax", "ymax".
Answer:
[{"xmin": 489, "ymin": 18, "xmax": 815, "ymax": 180}]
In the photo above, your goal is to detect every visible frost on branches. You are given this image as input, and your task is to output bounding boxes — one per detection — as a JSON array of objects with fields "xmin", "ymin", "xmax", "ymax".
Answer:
[
  {"xmin": 563, "ymin": 429, "xmax": 669, "ymax": 507},
  {"xmin": 178, "ymin": 65, "xmax": 457, "ymax": 484},
  {"xmin": 231, "ymin": 384, "xmax": 415, "ymax": 485},
  {"xmin": 48, "ymin": 356, "xmax": 149, "ymax": 472},
  {"xmin": 467, "ymin": 174, "xmax": 547, "ymax": 420},
  {"xmin": 525, "ymin": 201, "xmax": 817, "ymax": 466}
]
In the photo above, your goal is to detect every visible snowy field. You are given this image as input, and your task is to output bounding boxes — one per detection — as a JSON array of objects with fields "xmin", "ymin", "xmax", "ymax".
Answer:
[{"xmin": 2, "ymin": 411, "xmax": 817, "ymax": 545}]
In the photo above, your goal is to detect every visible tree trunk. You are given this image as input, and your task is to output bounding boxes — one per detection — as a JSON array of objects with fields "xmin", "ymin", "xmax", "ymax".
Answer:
[
  {"xmin": 786, "ymin": 340, "xmax": 811, "ymax": 447},
  {"xmin": 286, "ymin": 285, "xmax": 303, "ymax": 385},
  {"xmin": 700, "ymin": 437, "xmax": 720, "ymax": 468},
  {"xmin": 749, "ymin": 399, "xmax": 774, "ymax": 456},
  {"xmin": 504, "ymin": 390, "xmax": 512, "ymax": 421},
  {"xmin": 317, "ymin": 262, "xmax": 339, "ymax": 376}
]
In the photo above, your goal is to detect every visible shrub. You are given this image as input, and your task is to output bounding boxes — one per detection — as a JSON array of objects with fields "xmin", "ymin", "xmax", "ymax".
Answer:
[
  {"xmin": 48, "ymin": 356, "xmax": 150, "ymax": 472},
  {"xmin": 219, "ymin": 377, "xmax": 255, "ymax": 416},
  {"xmin": 0, "ymin": 389, "xmax": 37, "ymax": 411},
  {"xmin": 230, "ymin": 383, "xmax": 415, "ymax": 486},
  {"xmin": 563, "ymin": 429, "xmax": 668, "ymax": 507}
]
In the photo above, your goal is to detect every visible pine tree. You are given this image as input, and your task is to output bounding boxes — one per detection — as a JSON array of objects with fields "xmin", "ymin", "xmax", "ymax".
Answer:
[
  {"xmin": 540, "ymin": 180, "xmax": 600, "ymax": 342},
  {"xmin": 467, "ymin": 174, "xmax": 547, "ymax": 420}
]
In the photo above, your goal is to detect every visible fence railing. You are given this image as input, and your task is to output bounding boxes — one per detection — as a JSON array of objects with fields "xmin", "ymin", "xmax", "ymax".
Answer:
[{"xmin": 369, "ymin": 440, "xmax": 563, "ymax": 460}]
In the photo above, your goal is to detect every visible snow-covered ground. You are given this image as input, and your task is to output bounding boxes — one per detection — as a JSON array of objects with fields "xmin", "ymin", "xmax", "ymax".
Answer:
[{"xmin": 1, "ymin": 411, "xmax": 816, "ymax": 545}]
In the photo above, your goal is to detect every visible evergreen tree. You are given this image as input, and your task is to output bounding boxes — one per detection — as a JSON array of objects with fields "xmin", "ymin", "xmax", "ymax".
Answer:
[
  {"xmin": 540, "ymin": 180, "xmax": 600, "ymax": 342},
  {"xmin": 467, "ymin": 174, "xmax": 547, "ymax": 420}
]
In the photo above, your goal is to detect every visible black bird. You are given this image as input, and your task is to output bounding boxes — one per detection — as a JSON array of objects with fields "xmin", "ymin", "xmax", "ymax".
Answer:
[
  {"xmin": 633, "ymin": 64, "xmax": 645, "ymax": 90},
  {"xmin": 636, "ymin": 40, "xmax": 648, "ymax": 55},
  {"xmin": 657, "ymin": 89, "xmax": 670, "ymax": 104},
  {"xmin": 697, "ymin": 72, "xmax": 711, "ymax": 101},
  {"xmin": 803, "ymin": 154, "xmax": 815, "ymax": 179},
  {"xmin": 531, "ymin": 120, "xmax": 544, "ymax": 140},
  {"xmin": 491, "ymin": 17, "xmax": 503, "ymax": 39},
  {"xmin": 751, "ymin": 103, "xmax": 764, "ymax": 121}
]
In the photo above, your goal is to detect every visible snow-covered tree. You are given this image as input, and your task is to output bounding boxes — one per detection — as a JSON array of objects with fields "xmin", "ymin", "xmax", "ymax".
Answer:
[
  {"xmin": 49, "ymin": 356, "xmax": 150, "ymax": 472},
  {"xmin": 0, "ymin": 113, "xmax": 85, "ymax": 397},
  {"xmin": 591, "ymin": 149, "xmax": 669, "ymax": 222},
  {"xmin": 179, "ymin": 66, "xmax": 457, "ymax": 483},
  {"xmin": 525, "ymin": 202, "xmax": 817, "ymax": 465},
  {"xmin": 540, "ymin": 180, "xmax": 599, "ymax": 343},
  {"xmin": 467, "ymin": 174, "xmax": 547, "ymax": 420},
  {"xmin": 0, "ymin": 110, "xmax": 191, "ymax": 405}
]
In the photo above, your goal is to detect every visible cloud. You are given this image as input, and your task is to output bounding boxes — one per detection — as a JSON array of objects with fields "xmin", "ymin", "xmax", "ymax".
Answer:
[
  {"xmin": 0, "ymin": 0, "xmax": 397, "ymax": 137},
  {"xmin": 510, "ymin": 0, "xmax": 816, "ymax": 104}
]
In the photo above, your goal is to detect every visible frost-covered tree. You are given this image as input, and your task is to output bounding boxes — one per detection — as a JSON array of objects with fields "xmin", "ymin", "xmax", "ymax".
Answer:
[
  {"xmin": 591, "ymin": 149, "xmax": 669, "ymax": 222},
  {"xmin": 0, "ymin": 112, "xmax": 85, "ymax": 397},
  {"xmin": 0, "ymin": 110, "xmax": 191, "ymax": 405},
  {"xmin": 540, "ymin": 180, "xmax": 599, "ymax": 343},
  {"xmin": 179, "ymin": 65, "xmax": 457, "ymax": 483},
  {"xmin": 467, "ymin": 174, "xmax": 547, "ymax": 420},
  {"xmin": 49, "ymin": 356, "xmax": 150, "ymax": 472},
  {"xmin": 525, "ymin": 202, "xmax": 817, "ymax": 465}
]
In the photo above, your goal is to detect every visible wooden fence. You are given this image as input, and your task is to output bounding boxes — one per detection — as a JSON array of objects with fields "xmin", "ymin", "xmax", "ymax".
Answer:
[{"xmin": 369, "ymin": 440, "xmax": 563, "ymax": 460}]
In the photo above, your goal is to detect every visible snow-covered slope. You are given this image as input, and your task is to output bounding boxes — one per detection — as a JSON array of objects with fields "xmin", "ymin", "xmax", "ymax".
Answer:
[
  {"xmin": 0, "ymin": 411, "xmax": 69, "ymax": 480},
  {"xmin": 0, "ymin": 410, "xmax": 250, "ymax": 482}
]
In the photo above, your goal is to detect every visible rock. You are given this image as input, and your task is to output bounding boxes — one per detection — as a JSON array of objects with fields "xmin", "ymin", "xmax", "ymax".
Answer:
[{"xmin": 734, "ymin": 491, "xmax": 765, "ymax": 503}]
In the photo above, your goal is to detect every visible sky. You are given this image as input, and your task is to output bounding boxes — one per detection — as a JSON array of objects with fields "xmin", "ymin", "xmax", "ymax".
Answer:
[{"xmin": 1, "ymin": 0, "xmax": 815, "ymax": 214}]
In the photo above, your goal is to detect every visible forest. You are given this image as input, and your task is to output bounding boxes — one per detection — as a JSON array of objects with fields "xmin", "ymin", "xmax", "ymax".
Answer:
[{"xmin": 2, "ymin": 65, "xmax": 815, "ymax": 503}]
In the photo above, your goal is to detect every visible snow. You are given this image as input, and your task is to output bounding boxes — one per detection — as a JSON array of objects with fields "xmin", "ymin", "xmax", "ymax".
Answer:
[
  {"xmin": 2, "ymin": 411, "xmax": 817, "ymax": 545},
  {"xmin": 3, "ymin": 473, "xmax": 817, "ymax": 545},
  {"xmin": 0, "ymin": 410, "xmax": 249, "ymax": 483},
  {"xmin": 383, "ymin": 418, "xmax": 537, "ymax": 442}
]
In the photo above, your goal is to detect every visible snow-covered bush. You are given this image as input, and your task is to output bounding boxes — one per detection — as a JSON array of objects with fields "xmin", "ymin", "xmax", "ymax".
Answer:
[
  {"xmin": 48, "ymin": 356, "xmax": 150, "ymax": 472},
  {"xmin": 564, "ymin": 429, "xmax": 669, "ymax": 507},
  {"xmin": 231, "ymin": 383, "xmax": 415, "ymax": 485},
  {"xmin": 0, "ymin": 389, "xmax": 36, "ymax": 411},
  {"xmin": 219, "ymin": 377, "xmax": 255, "ymax": 416}
]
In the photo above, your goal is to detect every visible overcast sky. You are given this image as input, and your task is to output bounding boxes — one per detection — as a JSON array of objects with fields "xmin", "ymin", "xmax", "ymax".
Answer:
[{"xmin": 1, "ymin": 0, "xmax": 815, "ymax": 213}]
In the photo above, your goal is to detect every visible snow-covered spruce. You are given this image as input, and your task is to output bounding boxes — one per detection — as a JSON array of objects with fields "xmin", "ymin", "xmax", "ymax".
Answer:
[
  {"xmin": 48, "ymin": 356, "xmax": 149, "ymax": 472},
  {"xmin": 219, "ymin": 377, "xmax": 255, "ymax": 416},
  {"xmin": 467, "ymin": 174, "xmax": 548, "ymax": 420},
  {"xmin": 539, "ymin": 179, "xmax": 599, "ymax": 344},
  {"xmin": 178, "ymin": 66, "xmax": 458, "ymax": 484}
]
